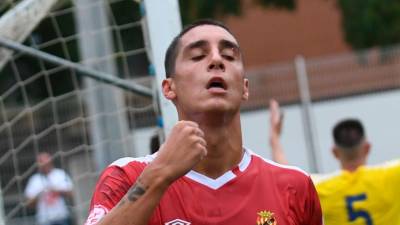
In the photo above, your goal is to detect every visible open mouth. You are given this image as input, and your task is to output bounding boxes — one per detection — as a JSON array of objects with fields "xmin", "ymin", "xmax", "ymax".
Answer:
[{"xmin": 206, "ymin": 77, "xmax": 227, "ymax": 90}]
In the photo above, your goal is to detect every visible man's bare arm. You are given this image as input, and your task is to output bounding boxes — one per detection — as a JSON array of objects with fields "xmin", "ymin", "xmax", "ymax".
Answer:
[
  {"xmin": 96, "ymin": 165, "xmax": 169, "ymax": 225},
  {"xmin": 269, "ymin": 100, "xmax": 322, "ymax": 181},
  {"xmin": 269, "ymin": 99, "xmax": 288, "ymax": 165},
  {"xmin": 95, "ymin": 121, "xmax": 207, "ymax": 225},
  {"xmin": 25, "ymin": 195, "xmax": 39, "ymax": 208}
]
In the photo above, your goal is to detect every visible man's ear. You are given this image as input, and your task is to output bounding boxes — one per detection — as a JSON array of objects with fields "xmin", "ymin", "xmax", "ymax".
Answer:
[
  {"xmin": 363, "ymin": 141, "xmax": 371, "ymax": 156},
  {"xmin": 332, "ymin": 146, "xmax": 340, "ymax": 160},
  {"xmin": 242, "ymin": 78, "xmax": 249, "ymax": 100},
  {"xmin": 162, "ymin": 78, "xmax": 176, "ymax": 100}
]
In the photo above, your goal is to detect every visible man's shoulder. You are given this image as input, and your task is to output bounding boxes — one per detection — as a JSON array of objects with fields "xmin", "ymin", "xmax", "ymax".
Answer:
[
  {"xmin": 366, "ymin": 159, "xmax": 400, "ymax": 171},
  {"xmin": 249, "ymin": 150, "xmax": 310, "ymax": 177},
  {"xmin": 97, "ymin": 154, "xmax": 157, "ymax": 180},
  {"xmin": 109, "ymin": 153, "xmax": 156, "ymax": 168},
  {"xmin": 27, "ymin": 172, "xmax": 42, "ymax": 183},
  {"xmin": 311, "ymin": 171, "xmax": 342, "ymax": 185},
  {"xmin": 51, "ymin": 168, "xmax": 68, "ymax": 175},
  {"xmin": 247, "ymin": 150, "xmax": 312, "ymax": 188},
  {"xmin": 365, "ymin": 159, "xmax": 400, "ymax": 184},
  {"xmin": 312, "ymin": 171, "xmax": 343, "ymax": 192}
]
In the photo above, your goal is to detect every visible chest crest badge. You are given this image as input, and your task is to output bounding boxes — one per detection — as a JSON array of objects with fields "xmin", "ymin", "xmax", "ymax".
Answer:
[{"xmin": 256, "ymin": 210, "xmax": 277, "ymax": 225}]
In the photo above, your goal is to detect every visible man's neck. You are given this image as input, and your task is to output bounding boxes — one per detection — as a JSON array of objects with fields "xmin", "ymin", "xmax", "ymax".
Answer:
[
  {"xmin": 186, "ymin": 112, "xmax": 244, "ymax": 179},
  {"xmin": 341, "ymin": 160, "xmax": 366, "ymax": 172}
]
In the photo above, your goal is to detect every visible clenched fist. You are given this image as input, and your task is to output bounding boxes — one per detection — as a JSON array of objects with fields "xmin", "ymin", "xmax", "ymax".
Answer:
[{"xmin": 149, "ymin": 121, "xmax": 207, "ymax": 184}]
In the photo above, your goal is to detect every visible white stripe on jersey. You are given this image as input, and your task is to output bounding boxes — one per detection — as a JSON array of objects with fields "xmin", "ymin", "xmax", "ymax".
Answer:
[
  {"xmin": 247, "ymin": 148, "xmax": 310, "ymax": 177},
  {"xmin": 110, "ymin": 153, "xmax": 157, "ymax": 167}
]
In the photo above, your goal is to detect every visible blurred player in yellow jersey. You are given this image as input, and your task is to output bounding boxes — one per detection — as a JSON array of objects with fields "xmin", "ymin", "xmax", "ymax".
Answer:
[{"xmin": 268, "ymin": 99, "xmax": 400, "ymax": 225}]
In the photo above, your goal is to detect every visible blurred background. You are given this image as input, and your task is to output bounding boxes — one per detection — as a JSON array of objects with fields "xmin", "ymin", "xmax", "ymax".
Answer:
[{"xmin": 0, "ymin": 0, "xmax": 399, "ymax": 224}]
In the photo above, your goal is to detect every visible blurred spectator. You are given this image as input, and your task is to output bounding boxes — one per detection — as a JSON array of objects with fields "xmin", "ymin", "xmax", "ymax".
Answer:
[{"xmin": 25, "ymin": 152, "xmax": 73, "ymax": 225}]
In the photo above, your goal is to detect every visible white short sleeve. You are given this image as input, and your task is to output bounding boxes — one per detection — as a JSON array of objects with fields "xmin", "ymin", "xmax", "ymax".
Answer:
[
  {"xmin": 24, "ymin": 174, "xmax": 45, "ymax": 199},
  {"xmin": 49, "ymin": 169, "xmax": 73, "ymax": 191}
]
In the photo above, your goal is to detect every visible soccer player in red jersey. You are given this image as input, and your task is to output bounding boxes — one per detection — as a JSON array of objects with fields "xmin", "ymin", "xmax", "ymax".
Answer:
[{"xmin": 85, "ymin": 19, "xmax": 323, "ymax": 225}]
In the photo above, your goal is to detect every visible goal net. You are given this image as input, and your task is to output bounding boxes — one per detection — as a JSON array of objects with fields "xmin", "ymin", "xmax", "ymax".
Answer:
[{"xmin": 0, "ymin": 0, "xmax": 177, "ymax": 224}]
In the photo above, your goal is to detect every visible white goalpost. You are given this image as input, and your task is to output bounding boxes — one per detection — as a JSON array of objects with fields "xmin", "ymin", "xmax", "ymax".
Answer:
[
  {"xmin": 0, "ymin": 0, "xmax": 59, "ymax": 70},
  {"xmin": 143, "ymin": 0, "xmax": 180, "ymax": 137},
  {"xmin": 0, "ymin": 0, "xmax": 181, "ymax": 224},
  {"xmin": 0, "ymin": 182, "xmax": 4, "ymax": 225}
]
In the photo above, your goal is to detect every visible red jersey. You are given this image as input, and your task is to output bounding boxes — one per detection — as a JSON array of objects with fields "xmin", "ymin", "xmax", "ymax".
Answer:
[{"xmin": 85, "ymin": 149, "xmax": 322, "ymax": 225}]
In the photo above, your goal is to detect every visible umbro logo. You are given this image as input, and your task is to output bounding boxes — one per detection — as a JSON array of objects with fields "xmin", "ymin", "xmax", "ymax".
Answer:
[{"xmin": 165, "ymin": 219, "xmax": 191, "ymax": 225}]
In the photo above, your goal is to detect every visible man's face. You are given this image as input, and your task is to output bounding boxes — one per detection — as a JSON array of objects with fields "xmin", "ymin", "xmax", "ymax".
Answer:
[
  {"xmin": 37, "ymin": 153, "xmax": 52, "ymax": 174},
  {"xmin": 165, "ymin": 25, "xmax": 248, "ymax": 115}
]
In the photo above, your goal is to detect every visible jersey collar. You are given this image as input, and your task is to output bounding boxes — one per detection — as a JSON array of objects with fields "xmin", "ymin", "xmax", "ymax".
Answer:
[{"xmin": 184, "ymin": 147, "xmax": 252, "ymax": 190}]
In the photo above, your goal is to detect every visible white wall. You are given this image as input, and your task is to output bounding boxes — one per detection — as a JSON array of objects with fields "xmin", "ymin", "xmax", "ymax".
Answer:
[{"xmin": 242, "ymin": 90, "xmax": 400, "ymax": 173}]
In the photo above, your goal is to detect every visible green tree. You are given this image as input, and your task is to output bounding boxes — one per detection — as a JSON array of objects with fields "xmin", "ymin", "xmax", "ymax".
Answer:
[
  {"xmin": 337, "ymin": 0, "xmax": 400, "ymax": 50},
  {"xmin": 179, "ymin": 0, "xmax": 295, "ymax": 25}
]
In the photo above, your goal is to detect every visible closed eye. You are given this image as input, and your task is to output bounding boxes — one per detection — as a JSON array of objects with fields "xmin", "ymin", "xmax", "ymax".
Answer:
[
  {"xmin": 222, "ymin": 54, "xmax": 235, "ymax": 61},
  {"xmin": 192, "ymin": 55, "xmax": 205, "ymax": 61}
]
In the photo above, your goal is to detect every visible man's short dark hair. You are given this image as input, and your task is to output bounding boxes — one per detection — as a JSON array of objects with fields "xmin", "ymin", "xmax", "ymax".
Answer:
[
  {"xmin": 333, "ymin": 119, "xmax": 365, "ymax": 149},
  {"xmin": 164, "ymin": 19, "xmax": 235, "ymax": 78}
]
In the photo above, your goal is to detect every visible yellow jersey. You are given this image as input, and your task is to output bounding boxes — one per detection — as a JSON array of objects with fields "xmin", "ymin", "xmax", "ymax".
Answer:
[{"xmin": 314, "ymin": 160, "xmax": 400, "ymax": 225}]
